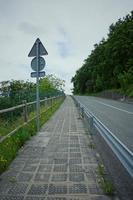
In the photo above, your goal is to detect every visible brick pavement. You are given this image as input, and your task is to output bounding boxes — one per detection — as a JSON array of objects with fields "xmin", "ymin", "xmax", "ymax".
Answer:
[{"xmin": 0, "ymin": 96, "xmax": 111, "ymax": 200}]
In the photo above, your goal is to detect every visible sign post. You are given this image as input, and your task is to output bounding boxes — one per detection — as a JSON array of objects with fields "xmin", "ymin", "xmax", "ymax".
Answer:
[
  {"xmin": 28, "ymin": 38, "xmax": 48, "ymax": 132},
  {"xmin": 36, "ymin": 40, "xmax": 40, "ymax": 131}
]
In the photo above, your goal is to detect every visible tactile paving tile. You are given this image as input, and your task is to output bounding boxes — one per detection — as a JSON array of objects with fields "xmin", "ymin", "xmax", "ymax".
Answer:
[
  {"xmin": 54, "ymin": 159, "xmax": 68, "ymax": 164},
  {"xmin": 0, "ymin": 183, "xmax": 12, "ymax": 194},
  {"xmin": 70, "ymin": 149, "xmax": 80, "ymax": 152},
  {"xmin": 48, "ymin": 184, "xmax": 67, "ymax": 195},
  {"xmin": 54, "ymin": 153, "xmax": 68, "ymax": 159},
  {"xmin": 46, "ymin": 197, "xmax": 67, "ymax": 200},
  {"xmin": 69, "ymin": 184, "xmax": 87, "ymax": 194},
  {"xmin": 88, "ymin": 185, "xmax": 103, "ymax": 195},
  {"xmin": 70, "ymin": 153, "xmax": 81, "ymax": 158},
  {"xmin": 53, "ymin": 165, "xmax": 67, "ymax": 172},
  {"xmin": 25, "ymin": 197, "xmax": 45, "ymax": 200},
  {"xmin": 0, "ymin": 196, "xmax": 24, "ymax": 200},
  {"xmin": 51, "ymin": 174, "xmax": 67, "ymax": 182},
  {"xmin": 69, "ymin": 173, "xmax": 84, "ymax": 182},
  {"xmin": 22, "ymin": 165, "xmax": 37, "ymax": 172},
  {"xmin": 83, "ymin": 157, "xmax": 96, "ymax": 164},
  {"xmin": 69, "ymin": 159, "xmax": 82, "ymax": 165},
  {"xmin": 26, "ymin": 159, "xmax": 40, "ymax": 165},
  {"xmin": 68, "ymin": 197, "xmax": 89, "ymax": 200},
  {"xmin": 38, "ymin": 165, "xmax": 52, "ymax": 172},
  {"xmin": 69, "ymin": 165, "xmax": 83, "ymax": 173},
  {"xmin": 70, "ymin": 136, "xmax": 79, "ymax": 140},
  {"xmin": 17, "ymin": 172, "xmax": 33, "ymax": 182},
  {"xmin": 90, "ymin": 195, "xmax": 111, "ymax": 200},
  {"xmin": 58, "ymin": 144, "xmax": 69, "ymax": 148},
  {"xmin": 1, "ymin": 171, "xmax": 19, "ymax": 180},
  {"xmin": 70, "ymin": 144, "xmax": 80, "ymax": 148},
  {"xmin": 7, "ymin": 183, "xmax": 28, "ymax": 195},
  {"xmin": 28, "ymin": 184, "xmax": 48, "ymax": 195},
  {"xmin": 34, "ymin": 173, "xmax": 50, "ymax": 182},
  {"xmin": 57, "ymin": 148, "xmax": 68, "ymax": 152},
  {"xmin": 10, "ymin": 162, "xmax": 25, "ymax": 171},
  {"xmin": 40, "ymin": 159, "xmax": 53, "ymax": 164}
]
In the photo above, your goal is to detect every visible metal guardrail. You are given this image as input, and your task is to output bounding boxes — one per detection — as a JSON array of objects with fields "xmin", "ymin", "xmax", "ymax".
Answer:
[
  {"xmin": 0, "ymin": 95, "xmax": 64, "ymax": 143},
  {"xmin": 73, "ymin": 96, "xmax": 133, "ymax": 178}
]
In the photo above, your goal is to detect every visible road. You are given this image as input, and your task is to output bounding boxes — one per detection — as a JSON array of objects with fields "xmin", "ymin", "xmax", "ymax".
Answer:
[{"xmin": 74, "ymin": 96, "xmax": 133, "ymax": 152}]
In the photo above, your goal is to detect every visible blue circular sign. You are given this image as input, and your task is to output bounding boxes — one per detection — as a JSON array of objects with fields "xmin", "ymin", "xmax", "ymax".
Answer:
[{"xmin": 31, "ymin": 56, "xmax": 45, "ymax": 71}]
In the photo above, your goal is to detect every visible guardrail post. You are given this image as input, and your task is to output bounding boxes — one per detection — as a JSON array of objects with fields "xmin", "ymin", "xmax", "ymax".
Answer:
[
  {"xmin": 81, "ymin": 107, "xmax": 84, "ymax": 118},
  {"xmin": 51, "ymin": 98, "xmax": 53, "ymax": 111},
  {"xmin": 23, "ymin": 100, "xmax": 28, "ymax": 122},
  {"xmin": 89, "ymin": 117, "xmax": 94, "ymax": 135}
]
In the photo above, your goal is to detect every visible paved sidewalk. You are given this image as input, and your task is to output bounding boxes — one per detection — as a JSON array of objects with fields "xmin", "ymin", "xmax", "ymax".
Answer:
[{"xmin": 0, "ymin": 96, "xmax": 111, "ymax": 200}]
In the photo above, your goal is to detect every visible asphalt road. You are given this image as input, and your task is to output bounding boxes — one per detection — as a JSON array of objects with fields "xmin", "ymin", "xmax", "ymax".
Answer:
[{"xmin": 74, "ymin": 96, "xmax": 133, "ymax": 152}]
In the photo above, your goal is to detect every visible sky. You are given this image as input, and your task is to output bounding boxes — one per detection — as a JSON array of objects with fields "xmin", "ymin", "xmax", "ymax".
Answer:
[{"xmin": 0, "ymin": 0, "xmax": 133, "ymax": 94}]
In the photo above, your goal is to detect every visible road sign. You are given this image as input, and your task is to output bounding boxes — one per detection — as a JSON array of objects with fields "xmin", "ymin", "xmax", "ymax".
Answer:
[
  {"xmin": 31, "ymin": 56, "xmax": 45, "ymax": 71},
  {"xmin": 28, "ymin": 38, "xmax": 48, "ymax": 57},
  {"xmin": 28, "ymin": 38, "xmax": 48, "ymax": 132},
  {"xmin": 31, "ymin": 71, "xmax": 45, "ymax": 78}
]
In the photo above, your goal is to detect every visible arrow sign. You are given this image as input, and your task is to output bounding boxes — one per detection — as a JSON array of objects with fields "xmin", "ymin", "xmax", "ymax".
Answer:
[{"xmin": 28, "ymin": 38, "xmax": 48, "ymax": 57}]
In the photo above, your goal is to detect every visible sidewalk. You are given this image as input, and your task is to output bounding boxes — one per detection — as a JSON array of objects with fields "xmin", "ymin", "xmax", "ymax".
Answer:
[{"xmin": 0, "ymin": 96, "xmax": 111, "ymax": 200}]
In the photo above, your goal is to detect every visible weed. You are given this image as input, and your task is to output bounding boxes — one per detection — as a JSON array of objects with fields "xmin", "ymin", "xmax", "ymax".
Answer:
[
  {"xmin": 97, "ymin": 164, "xmax": 106, "ymax": 176},
  {"xmin": 97, "ymin": 164, "xmax": 115, "ymax": 196},
  {"xmin": 9, "ymin": 177, "xmax": 17, "ymax": 183},
  {"xmin": 88, "ymin": 142, "xmax": 96, "ymax": 149},
  {"xmin": 101, "ymin": 179, "xmax": 115, "ymax": 195}
]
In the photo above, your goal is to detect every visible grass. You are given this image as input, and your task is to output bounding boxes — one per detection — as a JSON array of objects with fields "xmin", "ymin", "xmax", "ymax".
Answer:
[
  {"xmin": 88, "ymin": 141, "xmax": 96, "ymax": 149},
  {"xmin": 97, "ymin": 164, "xmax": 115, "ymax": 195},
  {"xmin": 0, "ymin": 97, "xmax": 65, "ymax": 174}
]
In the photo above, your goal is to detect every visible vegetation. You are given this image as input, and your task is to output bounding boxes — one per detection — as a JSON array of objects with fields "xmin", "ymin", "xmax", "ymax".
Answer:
[
  {"xmin": 0, "ymin": 74, "xmax": 65, "ymax": 109},
  {"xmin": 0, "ymin": 97, "xmax": 65, "ymax": 174},
  {"xmin": 0, "ymin": 74, "xmax": 65, "ymax": 174},
  {"xmin": 97, "ymin": 164, "xmax": 115, "ymax": 195},
  {"xmin": 0, "ymin": 74, "xmax": 65, "ymax": 137},
  {"xmin": 72, "ymin": 11, "xmax": 133, "ymax": 97}
]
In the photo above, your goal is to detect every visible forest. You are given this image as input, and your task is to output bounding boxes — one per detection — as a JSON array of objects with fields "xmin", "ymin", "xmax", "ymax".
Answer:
[{"xmin": 71, "ymin": 11, "xmax": 133, "ymax": 97}]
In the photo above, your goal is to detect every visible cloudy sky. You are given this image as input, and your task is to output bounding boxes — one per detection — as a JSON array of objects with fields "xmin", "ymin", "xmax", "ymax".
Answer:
[{"xmin": 0, "ymin": 0, "xmax": 132, "ymax": 94}]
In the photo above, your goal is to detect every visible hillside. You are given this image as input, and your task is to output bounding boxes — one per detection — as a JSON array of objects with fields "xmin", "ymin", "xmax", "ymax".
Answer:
[{"xmin": 72, "ymin": 11, "xmax": 133, "ymax": 97}]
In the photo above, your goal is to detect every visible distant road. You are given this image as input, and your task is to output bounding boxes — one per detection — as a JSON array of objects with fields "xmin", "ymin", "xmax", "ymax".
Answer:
[{"xmin": 74, "ymin": 96, "xmax": 133, "ymax": 152}]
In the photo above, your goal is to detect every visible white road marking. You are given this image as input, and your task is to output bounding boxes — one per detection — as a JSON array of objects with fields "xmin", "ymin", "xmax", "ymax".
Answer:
[{"xmin": 94, "ymin": 100, "xmax": 133, "ymax": 115}]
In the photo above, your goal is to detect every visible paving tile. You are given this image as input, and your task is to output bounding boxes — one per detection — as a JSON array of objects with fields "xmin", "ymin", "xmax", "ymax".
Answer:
[
  {"xmin": 17, "ymin": 172, "xmax": 33, "ymax": 182},
  {"xmin": 34, "ymin": 173, "xmax": 50, "ymax": 182},
  {"xmin": 7, "ymin": 183, "xmax": 28, "ymax": 195},
  {"xmin": 28, "ymin": 184, "xmax": 48, "ymax": 195},
  {"xmin": 69, "ymin": 184, "xmax": 87, "ymax": 194},
  {"xmin": 51, "ymin": 174, "xmax": 67, "ymax": 182},
  {"xmin": 48, "ymin": 184, "xmax": 67, "ymax": 195},
  {"xmin": 25, "ymin": 197, "xmax": 45, "ymax": 200},
  {"xmin": 53, "ymin": 165, "xmax": 67, "ymax": 172},
  {"xmin": 0, "ymin": 196, "xmax": 24, "ymax": 200},
  {"xmin": 38, "ymin": 165, "xmax": 52, "ymax": 173},
  {"xmin": 46, "ymin": 197, "xmax": 67, "ymax": 200},
  {"xmin": 69, "ymin": 173, "xmax": 85, "ymax": 182},
  {"xmin": 0, "ymin": 97, "xmax": 113, "ymax": 200}
]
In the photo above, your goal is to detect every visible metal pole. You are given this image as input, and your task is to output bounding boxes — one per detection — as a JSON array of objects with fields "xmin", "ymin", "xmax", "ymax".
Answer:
[{"xmin": 36, "ymin": 41, "xmax": 40, "ymax": 132}]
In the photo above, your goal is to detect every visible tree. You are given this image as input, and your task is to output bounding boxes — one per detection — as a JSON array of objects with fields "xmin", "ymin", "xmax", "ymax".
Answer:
[
  {"xmin": 72, "ymin": 11, "xmax": 133, "ymax": 96},
  {"xmin": 39, "ymin": 74, "xmax": 65, "ymax": 97}
]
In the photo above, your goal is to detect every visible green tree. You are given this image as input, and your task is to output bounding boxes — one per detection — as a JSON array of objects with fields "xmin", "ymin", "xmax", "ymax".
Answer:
[{"xmin": 72, "ymin": 11, "xmax": 133, "ymax": 96}]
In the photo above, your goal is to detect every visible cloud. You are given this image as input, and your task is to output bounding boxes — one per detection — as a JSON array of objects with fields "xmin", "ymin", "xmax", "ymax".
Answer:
[
  {"xmin": 56, "ymin": 27, "xmax": 73, "ymax": 58},
  {"xmin": 56, "ymin": 41, "xmax": 71, "ymax": 58},
  {"xmin": 18, "ymin": 22, "xmax": 42, "ymax": 35}
]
